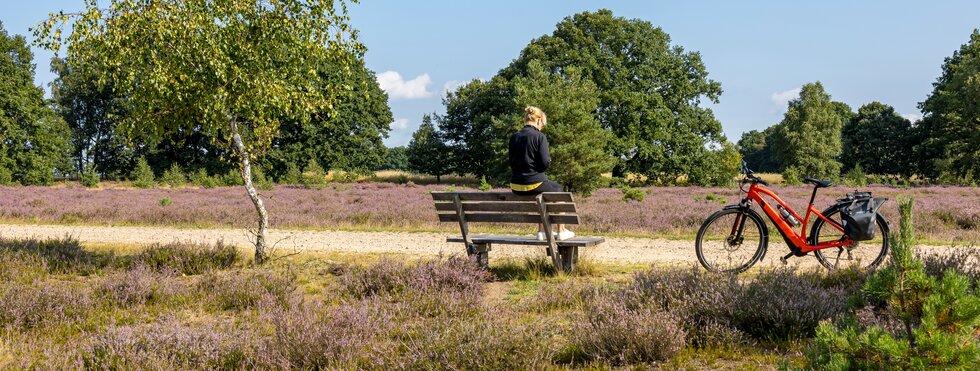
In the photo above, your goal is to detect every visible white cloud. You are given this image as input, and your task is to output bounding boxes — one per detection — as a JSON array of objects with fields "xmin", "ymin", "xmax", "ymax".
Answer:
[
  {"xmin": 901, "ymin": 113, "xmax": 923, "ymax": 123},
  {"xmin": 442, "ymin": 80, "xmax": 466, "ymax": 95},
  {"xmin": 770, "ymin": 88, "xmax": 801, "ymax": 107},
  {"xmin": 377, "ymin": 71, "xmax": 433, "ymax": 100},
  {"xmin": 391, "ymin": 118, "xmax": 410, "ymax": 130}
]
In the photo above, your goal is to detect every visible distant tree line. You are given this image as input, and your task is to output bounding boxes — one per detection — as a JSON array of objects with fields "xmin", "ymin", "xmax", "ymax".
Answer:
[{"xmin": 738, "ymin": 30, "xmax": 980, "ymax": 185}]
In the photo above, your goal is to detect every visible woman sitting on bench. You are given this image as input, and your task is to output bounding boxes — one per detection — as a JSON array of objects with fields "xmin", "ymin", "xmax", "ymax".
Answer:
[{"xmin": 508, "ymin": 106, "xmax": 574, "ymax": 241}]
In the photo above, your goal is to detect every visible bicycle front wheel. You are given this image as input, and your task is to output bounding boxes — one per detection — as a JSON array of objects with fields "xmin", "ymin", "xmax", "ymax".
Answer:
[
  {"xmin": 695, "ymin": 208, "xmax": 768, "ymax": 274},
  {"xmin": 810, "ymin": 205, "xmax": 890, "ymax": 270}
]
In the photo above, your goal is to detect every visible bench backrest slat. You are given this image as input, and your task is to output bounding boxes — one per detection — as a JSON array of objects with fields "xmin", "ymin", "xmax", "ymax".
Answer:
[
  {"xmin": 431, "ymin": 192, "xmax": 573, "ymax": 203},
  {"xmin": 433, "ymin": 202, "xmax": 576, "ymax": 213},
  {"xmin": 438, "ymin": 213, "xmax": 579, "ymax": 225}
]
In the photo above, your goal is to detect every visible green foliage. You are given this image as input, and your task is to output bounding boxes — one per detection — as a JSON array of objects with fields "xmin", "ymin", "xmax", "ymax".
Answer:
[
  {"xmin": 500, "ymin": 9, "xmax": 724, "ymax": 184},
  {"xmin": 302, "ymin": 159, "xmax": 328, "ymax": 189},
  {"xmin": 771, "ymin": 82, "xmax": 847, "ymax": 181},
  {"xmin": 188, "ymin": 168, "xmax": 218, "ymax": 189},
  {"xmin": 159, "ymin": 198, "xmax": 172, "ymax": 207},
  {"xmin": 407, "ymin": 115, "xmax": 452, "ymax": 183},
  {"xmin": 379, "ymin": 146, "xmax": 410, "ymax": 171},
  {"xmin": 131, "ymin": 158, "xmax": 155, "ymax": 189},
  {"xmin": 220, "ymin": 169, "xmax": 243, "ymax": 187},
  {"xmin": 687, "ymin": 142, "xmax": 742, "ymax": 186},
  {"xmin": 0, "ymin": 22, "xmax": 72, "ymax": 185},
  {"xmin": 436, "ymin": 77, "xmax": 517, "ymax": 181},
  {"xmin": 843, "ymin": 164, "xmax": 868, "ymax": 186},
  {"xmin": 478, "ymin": 176, "xmax": 492, "ymax": 192},
  {"xmin": 782, "ymin": 166, "xmax": 803, "ymax": 185},
  {"xmin": 281, "ymin": 162, "xmax": 303, "ymax": 185},
  {"xmin": 251, "ymin": 167, "xmax": 273, "ymax": 191},
  {"xmin": 80, "ymin": 164, "xmax": 99, "ymax": 188},
  {"xmin": 513, "ymin": 61, "xmax": 615, "ymax": 196},
  {"xmin": 916, "ymin": 29, "xmax": 980, "ymax": 184},
  {"xmin": 806, "ymin": 197, "xmax": 980, "ymax": 369},
  {"xmin": 161, "ymin": 163, "xmax": 186, "ymax": 188},
  {"xmin": 841, "ymin": 102, "xmax": 914, "ymax": 177},
  {"xmin": 737, "ymin": 128, "xmax": 781, "ymax": 173},
  {"xmin": 621, "ymin": 187, "xmax": 646, "ymax": 202},
  {"xmin": 0, "ymin": 167, "xmax": 13, "ymax": 185}
]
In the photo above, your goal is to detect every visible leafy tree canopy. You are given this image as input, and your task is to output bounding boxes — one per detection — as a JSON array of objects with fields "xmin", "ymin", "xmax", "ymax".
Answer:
[
  {"xmin": 407, "ymin": 114, "xmax": 452, "ymax": 183},
  {"xmin": 0, "ymin": 21, "xmax": 71, "ymax": 185},
  {"xmin": 841, "ymin": 102, "xmax": 913, "ymax": 176},
  {"xmin": 771, "ymin": 82, "xmax": 848, "ymax": 182}
]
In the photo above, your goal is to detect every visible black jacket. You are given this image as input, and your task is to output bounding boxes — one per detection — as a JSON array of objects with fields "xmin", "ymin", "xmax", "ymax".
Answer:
[{"xmin": 508, "ymin": 125, "xmax": 551, "ymax": 184}]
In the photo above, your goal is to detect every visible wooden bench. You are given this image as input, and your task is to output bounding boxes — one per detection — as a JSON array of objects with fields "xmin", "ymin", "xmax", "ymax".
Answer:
[{"xmin": 431, "ymin": 191, "xmax": 605, "ymax": 272}]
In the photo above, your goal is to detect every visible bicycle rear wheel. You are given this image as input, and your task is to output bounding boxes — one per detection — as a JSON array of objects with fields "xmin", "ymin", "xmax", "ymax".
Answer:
[
  {"xmin": 810, "ymin": 205, "xmax": 890, "ymax": 270},
  {"xmin": 696, "ymin": 208, "xmax": 767, "ymax": 274}
]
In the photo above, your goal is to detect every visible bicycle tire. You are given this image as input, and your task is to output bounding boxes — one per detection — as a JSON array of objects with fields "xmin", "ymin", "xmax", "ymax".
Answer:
[
  {"xmin": 696, "ymin": 207, "xmax": 768, "ymax": 274},
  {"xmin": 810, "ymin": 205, "xmax": 890, "ymax": 270}
]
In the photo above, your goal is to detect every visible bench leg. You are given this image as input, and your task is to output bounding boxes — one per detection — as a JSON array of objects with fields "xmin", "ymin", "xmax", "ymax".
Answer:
[
  {"xmin": 468, "ymin": 243, "xmax": 490, "ymax": 270},
  {"xmin": 558, "ymin": 245, "xmax": 578, "ymax": 272}
]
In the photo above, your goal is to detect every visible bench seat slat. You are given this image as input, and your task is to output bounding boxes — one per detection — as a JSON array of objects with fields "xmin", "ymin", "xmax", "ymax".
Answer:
[
  {"xmin": 438, "ymin": 213, "xmax": 579, "ymax": 224},
  {"xmin": 431, "ymin": 192, "xmax": 573, "ymax": 203},
  {"xmin": 433, "ymin": 202, "xmax": 576, "ymax": 213},
  {"xmin": 447, "ymin": 234, "xmax": 604, "ymax": 247}
]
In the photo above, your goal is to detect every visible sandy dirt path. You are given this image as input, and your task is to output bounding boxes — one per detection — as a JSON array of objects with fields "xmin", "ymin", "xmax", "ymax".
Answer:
[{"xmin": 0, "ymin": 224, "xmax": 959, "ymax": 269}]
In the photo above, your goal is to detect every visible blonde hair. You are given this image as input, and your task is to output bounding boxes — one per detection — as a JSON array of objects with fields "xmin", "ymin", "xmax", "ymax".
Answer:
[{"xmin": 524, "ymin": 106, "xmax": 547, "ymax": 127}]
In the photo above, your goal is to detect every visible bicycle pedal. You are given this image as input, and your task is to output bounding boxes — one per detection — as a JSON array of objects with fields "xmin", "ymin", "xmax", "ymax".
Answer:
[{"xmin": 780, "ymin": 252, "xmax": 794, "ymax": 266}]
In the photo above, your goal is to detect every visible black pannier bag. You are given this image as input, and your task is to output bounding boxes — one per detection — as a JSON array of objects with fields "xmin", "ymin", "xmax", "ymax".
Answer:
[{"xmin": 836, "ymin": 192, "xmax": 887, "ymax": 241}]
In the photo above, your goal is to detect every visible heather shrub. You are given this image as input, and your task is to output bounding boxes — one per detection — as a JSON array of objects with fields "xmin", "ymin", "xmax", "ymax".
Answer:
[
  {"xmin": 133, "ymin": 241, "xmax": 240, "ymax": 275},
  {"xmin": 198, "ymin": 269, "xmax": 298, "ymax": 310},
  {"xmin": 80, "ymin": 165, "xmax": 100, "ymax": 188},
  {"xmin": 920, "ymin": 246, "xmax": 980, "ymax": 284},
  {"xmin": 0, "ymin": 252, "xmax": 49, "ymax": 284},
  {"xmin": 397, "ymin": 314, "xmax": 555, "ymax": 370},
  {"xmin": 81, "ymin": 319, "xmax": 269, "ymax": 370},
  {"xmin": 337, "ymin": 257, "xmax": 491, "ymax": 317},
  {"xmin": 131, "ymin": 157, "xmax": 155, "ymax": 188},
  {"xmin": 95, "ymin": 266, "xmax": 189, "ymax": 307},
  {"xmin": 807, "ymin": 197, "xmax": 980, "ymax": 369},
  {"xmin": 622, "ymin": 267, "xmax": 743, "ymax": 347},
  {"xmin": 573, "ymin": 298, "xmax": 686, "ymax": 365},
  {"xmin": 161, "ymin": 163, "xmax": 187, "ymax": 187},
  {"xmin": 264, "ymin": 300, "xmax": 389, "ymax": 369},
  {"xmin": 0, "ymin": 236, "xmax": 116, "ymax": 274},
  {"xmin": 188, "ymin": 168, "xmax": 218, "ymax": 189},
  {"xmin": 526, "ymin": 279, "xmax": 601, "ymax": 313},
  {"xmin": 0, "ymin": 280, "xmax": 93, "ymax": 329},
  {"xmin": 733, "ymin": 268, "xmax": 849, "ymax": 340}
]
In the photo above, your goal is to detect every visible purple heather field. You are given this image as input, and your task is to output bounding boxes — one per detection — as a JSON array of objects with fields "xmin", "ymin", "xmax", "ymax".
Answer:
[{"xmin": 0, "ymin": 184, "xmax": 977, "ymax": 243}]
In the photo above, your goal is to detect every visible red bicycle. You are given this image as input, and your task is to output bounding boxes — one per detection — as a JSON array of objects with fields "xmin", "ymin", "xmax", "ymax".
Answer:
[{"xmin": 695, "ymin": 163, "xmax": 890, "ymax": 273}]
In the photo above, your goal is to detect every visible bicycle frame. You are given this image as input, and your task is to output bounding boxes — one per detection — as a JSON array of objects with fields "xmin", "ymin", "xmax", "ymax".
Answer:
[{"xmin": 741, "ymin": 182, "xmax": 851, "ymax": 254}]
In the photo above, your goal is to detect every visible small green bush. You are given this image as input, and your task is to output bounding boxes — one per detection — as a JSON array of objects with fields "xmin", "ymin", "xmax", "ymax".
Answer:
[
  {"xmin": 133, "ymin": 241, "xmax": 240, "ymax": 275},
  {"xmin": 0, "ymin": 167, "xmax": 13, "ymax": 185},
  {"xmin": 302, "ymin": 159, "xmax": 328, "ymax": 189},
  {"xmin": 281, "ymin": 162, "xmax": 303, "ymax": 185},
  {"xmin": 782, "ymin": 166, "xmax": 802, "ymax": 185},
  {"xmin": 189, "ymin": 168, "xmax": 218, "ymax": 189},
  {"xmin": 80, "ymin": 165, "xmax": 100, "ymax": 188},
  {"xmin": 161, "ymin": 163, "xmax": 187, "ymax": 187},
  {"xmin": 220, "ymin": 168, "xmax": 242, "ymax": 187},
  {"xmin": 478, "ymin": 176, "xmax": 492, "ymax": 191},
  {"xmin": 620, "ymin": 186, "xmax": 645, "ymax": 202},
  {"xmin": 132, "ymin": 157, "xmax": 155, "ymax": 188},
  {"xmin": 844, "ymin": 164, "xmax": 868, "ymax": 186},
  {"xmin": 159, "ymin": 197, "xmax": 172, "ymax": 207},
  {"xmin": 252, "ymin": 166, "xmax": 273, "ymax": 190}
]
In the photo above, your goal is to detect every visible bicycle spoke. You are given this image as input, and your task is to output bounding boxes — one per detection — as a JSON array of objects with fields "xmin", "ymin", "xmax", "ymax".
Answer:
[{"xmin": 698, "ymin": 211, "xmax": 763, "ymax": 273}]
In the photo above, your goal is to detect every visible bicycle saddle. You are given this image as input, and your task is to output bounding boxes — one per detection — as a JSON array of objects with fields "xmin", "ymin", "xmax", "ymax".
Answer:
[{"xmin": 803, "ymin": 177, "xmax": 833, "ymax": 188}]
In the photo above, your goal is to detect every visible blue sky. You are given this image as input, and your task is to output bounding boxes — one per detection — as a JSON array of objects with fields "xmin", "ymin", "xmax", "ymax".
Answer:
[{"xmin": 4, "ymin": 1, "xmax": 979, "ymax": 147}]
